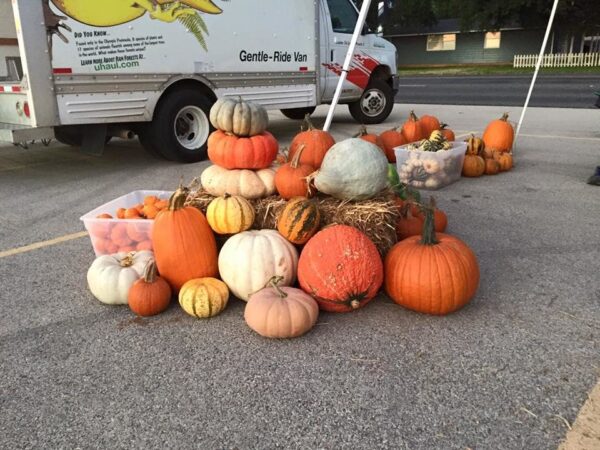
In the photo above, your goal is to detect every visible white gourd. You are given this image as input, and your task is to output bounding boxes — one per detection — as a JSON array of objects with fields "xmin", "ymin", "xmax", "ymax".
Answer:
[
  {"xmin": 87, "ymin": 251, "xmax": 153, "ymax": 305},
  {"xmin": 218, "ymin": 230, "xmax": 298, "ymax": 301},
  {"xmin": 314, "ymin": 138, "xmax": 388, "ymax": 200},
  {"xmin": 200, "ymin": 165, "xmax": 276, "ymax": 199},
  {"xmin": 209, "ymin": 97, "xmax": 269, "ymax": 137}
]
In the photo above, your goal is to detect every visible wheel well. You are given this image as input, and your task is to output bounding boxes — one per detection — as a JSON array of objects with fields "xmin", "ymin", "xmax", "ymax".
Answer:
[
  {"xmin": 153, "ymin": 79, "xmax": 217, "ymax": 119},
  {"xmin": 370, "ymin": 65, "xmax": 392, "ymax": 87}
]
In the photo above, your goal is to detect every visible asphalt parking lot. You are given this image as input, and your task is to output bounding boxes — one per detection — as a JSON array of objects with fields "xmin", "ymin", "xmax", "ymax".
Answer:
[{"xmin": 1, "ymin": 104, "xmax": 599, "ymax": 449}]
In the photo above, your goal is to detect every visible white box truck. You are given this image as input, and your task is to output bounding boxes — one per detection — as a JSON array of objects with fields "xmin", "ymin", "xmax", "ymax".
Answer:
[{"xmin": 0, "ymin": 0, "xmax": 398, "ymax": 162}]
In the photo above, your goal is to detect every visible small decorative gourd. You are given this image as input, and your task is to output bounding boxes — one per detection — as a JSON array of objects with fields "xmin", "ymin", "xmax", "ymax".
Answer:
[
  {"xmin": 218, "ymin": 229, "xmax": 299, "ymax": 301},
  {"xmin": 277, "ymin": 197, "xmax": 321, "ymax": 245},
  {"xmin": 465, "ymin": 134, "xmax": 485, "ymax": 156},
  {"xmin": 179, "ymin": 277, "xmax": 229, "ymax": 319},
  {"xmin": 313, "ymin": 138, "xmax": 388, "ymax": 200},
  {"xmin": 245, "ymin": 276, "xmax": 319, "ymax": 339},
  {"xmin": 206, "ymin": 193, "xmax": 255, "ymax": 234},
  {"xmin": 209, "ymin": 97, "xmax": 269, "ymax": 136},
  {"xmin": 87, "ymin": 251, "xmax": 154, "ymax": 305},
  {"xmin": 128, "ymin": 260, "xmax": 172, "ymax": 316}
]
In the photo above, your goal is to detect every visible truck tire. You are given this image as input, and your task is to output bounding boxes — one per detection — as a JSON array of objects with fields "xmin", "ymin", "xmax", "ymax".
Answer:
[
  {"xmin": 54, "ymin": 126, "xmax": 111, "ymax": 147},
  {"xmin": 140, "ymin": 89, "xmax": 214, "ymax": 163},
  {"xmin": 280, "ymin": 107, "xmax": 316, "ymax": 120},
  {"xmin": 348, "ymin": 79, "xmax": 394, "ymax": 124}
]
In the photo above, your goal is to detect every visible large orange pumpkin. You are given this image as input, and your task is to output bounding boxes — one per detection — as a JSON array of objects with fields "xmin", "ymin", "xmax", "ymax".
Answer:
[
  {"xmin": 288, "ymin": 115, "xmax": 335, "ymax": 168},
  {"xmin": 419, "ymin": 114, "xmax": 441, "ymax": 137},
  {"xmin": 274, "ymin": 145, "xmax": 316, "ymax": 199},
  {"xmin": 152, "ymin": 186, "xmax": 218, "ymax": 292},
  {"xmin": 482, "ymin": 113, "xmax": 514, "ymax": 153},
  {"xmin": 385, "ymin": 201, "xmax": 480, "ymax": 315},
  {"xmin": 379, "ymin": 126, "xmax": 407, "ymax": 163},
  {"xmin": 401, "ymin": 111, "xmax": 424, "ymax": 143},
  {"xmin": 298, "ymin": 225, "xmax": 383, "ymax": 312},
  {"xmin": 207, "ymin": 130, "xmax": 279, "ymax": 169}
]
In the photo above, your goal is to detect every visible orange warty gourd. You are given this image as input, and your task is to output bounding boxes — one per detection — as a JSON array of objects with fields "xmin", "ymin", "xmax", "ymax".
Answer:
[
  {"xmin": 462, "ymin": 154, "xmax": 486, "ymax": 177},
  {"xmin": 274, "ymin": 145, "xmax": 316, "ymax": 199},
  {"xmin": 379, "ymin": 126, "xmax": 407, "ymax": 163},
  {"xmin": 297, "ymin": 225, "xmax": 383, "ymax": 312},
  {"xmin": 440, "ymin": 123, "xmax": 455, "ymax": 141},
  {"xmin": 401, "ymin": 110, "xmax": 424, "ymax": 143},
  {"xmin": 128, "ymin": 260, "xmax": 172, "ymax": 317},
  {"xmin": 287, "ymin": 114, "xmax": 335, "ymax": 168},
  {"xmin": 385, "ymin": 200, "xmax": 480, "ymax": 315},
  {"xmin": 419, "ymin": 114, "xmax": 441, "ymax": 137},
  {"xmin": 207, "ymin": 130, "xmax": 279, "ymax": 170},
  {"xmin": 483, "ymin": 113, "xmax": 514, "ymax": 153},
  {"xmin": 152, "ymin": 186, "xmax": 218, "ymax": 292}
]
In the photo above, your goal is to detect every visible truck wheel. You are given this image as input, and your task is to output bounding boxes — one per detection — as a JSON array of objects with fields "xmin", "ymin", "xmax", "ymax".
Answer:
[
  {"xmin": 280, "ymin": 107, "xmax": 316, "ymax": 120},
  {"xmin": 140, "ymin": 89, "xmax": 213, "ymax": 163},
  {"xmin": 348, "ymin": 79, "xmax": 394, "ymax": 124}
]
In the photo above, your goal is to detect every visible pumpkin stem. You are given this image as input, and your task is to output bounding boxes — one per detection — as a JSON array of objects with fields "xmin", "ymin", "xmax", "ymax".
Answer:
[
  {"xmin": 267, "ymin": 275, "xmax": 288, "ymax": 298},
  {"xmin": 120, "ymin": 252, "xmax": 135, "ymax": 268},
  {"xmin": 168, "ymin": 185, "xmax": 190, "ymax": 211},
  {"xmin": 354, "ymin": 125, "xmax": 368, "ymax": 137},
  {"xmin": 409, "ymin": 110, "xmax": 419, "ymax": 122},
  {"xmin": 420, "ymin": 197, "xmax": 439, "ymax": 246},
  {"xmin": 142, "ymin": 259, "xmax": 158, "ymax": 283},
  {"xmin": 303, "ymin": 113, "xmax": 315, "ymax": 131},
  {"xmin": 501, "ymin": 112, "xmax": 509, "ymax": 121},
  {"xmin": 290, "ymin": 144, "xmax": 305, "ymax": 169},
  {"xmin": 223, "ymin": 193, "xmax": 231, "ymax": 199},
  {"xmin": 440, "ymin": 123, "xmax": 448, "ymax": 130}
]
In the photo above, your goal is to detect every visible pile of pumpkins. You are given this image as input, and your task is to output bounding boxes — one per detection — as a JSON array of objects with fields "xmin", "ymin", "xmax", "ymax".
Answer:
[
  {"xmin": 462, "ymin": 113, "xmax": 515, "ymax": 177},
  {"xmin": 85, "ymin": 100, "xmax": 482, "ymax": 339}
]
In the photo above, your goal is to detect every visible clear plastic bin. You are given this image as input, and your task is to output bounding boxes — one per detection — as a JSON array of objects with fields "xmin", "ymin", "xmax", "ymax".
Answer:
[
  {"xmin": 80, "ymin": 190, "xmax": 172, "ymax": 256},
  {"xmin": 394, "ymin": 142, "xmax": 467, "ymax": 190}
]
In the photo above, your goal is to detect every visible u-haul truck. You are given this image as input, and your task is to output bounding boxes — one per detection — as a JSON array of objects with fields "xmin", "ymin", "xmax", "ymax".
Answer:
[{"xmin": 0, "ymin": 0, "xmax": 398, "ymax": 162}]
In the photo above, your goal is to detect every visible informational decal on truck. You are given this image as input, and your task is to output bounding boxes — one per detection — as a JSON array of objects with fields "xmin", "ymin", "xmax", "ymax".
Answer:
[{"xmin": 45, "ymin": 0, "xmax": 316, "ymax": 75}]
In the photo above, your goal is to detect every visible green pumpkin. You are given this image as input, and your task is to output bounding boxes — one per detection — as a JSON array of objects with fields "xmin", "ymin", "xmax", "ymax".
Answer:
[{"xmin": 314, "ymin": 138, "xmax": 388, "ymax": 200}]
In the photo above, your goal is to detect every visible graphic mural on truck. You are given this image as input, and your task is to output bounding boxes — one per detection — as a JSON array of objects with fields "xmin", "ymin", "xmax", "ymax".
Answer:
[
  {"xmin": 322, "ymin": 52, "xmax": 379, "ymax": 89},
  {"xmin": 45, "ymin": 0, "xmax": 222, "ymax": 50}
]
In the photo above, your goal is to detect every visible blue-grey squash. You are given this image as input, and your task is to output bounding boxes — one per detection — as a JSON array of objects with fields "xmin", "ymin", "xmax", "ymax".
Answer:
[{"xmin": 313, "ymin": 138, "xmax": 388, "ymax": 200}]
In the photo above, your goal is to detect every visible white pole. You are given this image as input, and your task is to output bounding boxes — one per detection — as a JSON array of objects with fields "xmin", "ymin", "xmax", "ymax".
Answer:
[
  {"xmin": 323, "ymin": 0, "xmax": 372, "ymax": 132},
  {"xmin": 515, "ymin": 0, "xmax": 560, "ymax": 146}
]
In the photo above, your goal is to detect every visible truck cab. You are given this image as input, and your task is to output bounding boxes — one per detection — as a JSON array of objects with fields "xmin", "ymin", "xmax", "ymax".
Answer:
[{"xmin": 0, "ymin": 0, "xmax": 398, "ymax": 162}]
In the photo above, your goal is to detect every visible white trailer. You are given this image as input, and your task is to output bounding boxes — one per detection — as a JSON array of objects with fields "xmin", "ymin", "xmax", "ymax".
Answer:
[{"xmin": 0, "ymin": 0, "xmax": 398, "ymax": 162}]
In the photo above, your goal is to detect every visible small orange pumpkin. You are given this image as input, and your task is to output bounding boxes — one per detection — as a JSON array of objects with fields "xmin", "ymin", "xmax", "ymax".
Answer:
[
  {"xmin": 439, "ymin": 123, "xmax": 455, "ymax": 141},
  {"xmin": 274, "ymin": 145, "xmax": 316, "ymax": 199},
  {"xmin": 116, "ymin": 208, "xmax": 126, "ymax": 219},
  {"xmin": 483, "ymin": 113, "xmax": 514, "ymax": 153},
  {"xmin": 462, "ymin": 154, "xmax": 486, "ymax": 177},
  {"xmin": 128, "ymin": 260, "xmax": 172, "ymax": 317},
  {"xmin": 419, "ymin": 114, "xmax": 441, "ymax": 137},
  {"xmin": 494, "ymin": 152, "xmax": 513, "ymax": 171},
  {"xmin": 401, "ymin": 111, "xmax": 424, "ymax": 143},
  {"xmin": 277, "ymin": 197, "xmax": 321, "ymax": 245},
  {"xmin": 379, "ymin": 126, "xmax": 407, "ymax": 163},
  {"xmin": 396, "ymin": 206, "xmax": 424, "ymax": 240},
  {"xmin": 288, "ymin": 115, "xmax": 335, "ymax": 169},
  {"xmin": 356, "ymin": 125, "xmax": 384, "ymax": 151},
  {"xmin": 110, "ymin": 223, "xmax": 132, "ymax": 247},
  {"xmin": 484, "ymin": 158, "xmax": 501, "ymax": 175}
]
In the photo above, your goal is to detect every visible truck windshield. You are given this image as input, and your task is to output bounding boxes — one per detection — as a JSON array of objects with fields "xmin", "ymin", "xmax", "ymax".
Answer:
[{"xmin": 327, "ymin": 0, "xmax": 359, "ymax": 34}]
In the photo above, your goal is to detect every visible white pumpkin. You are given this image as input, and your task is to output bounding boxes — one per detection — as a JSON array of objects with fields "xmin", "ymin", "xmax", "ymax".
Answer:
[
  {"xmin": 87, "ymin": 251, "xmax": 153, "ymax": 305},
  {"xmin": 314, "ymin": 138, "xmax": 388, "ymax": 200},
  {"xmin": 218, "ymin": 230, "xmax": 298, "ymax": 301},
  {"xmin": 209, "ymin": 97, "xmax": 269, "ymax": 137},
  {"xmin": 200, "ymin": 164, "xmax": 276, "ymax": 199}
]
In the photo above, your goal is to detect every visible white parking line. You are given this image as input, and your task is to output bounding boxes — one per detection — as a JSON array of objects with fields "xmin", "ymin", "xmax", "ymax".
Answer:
[{"xmin": 0, "ymin": 231, "xmax": 88, "ymax": 259}]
